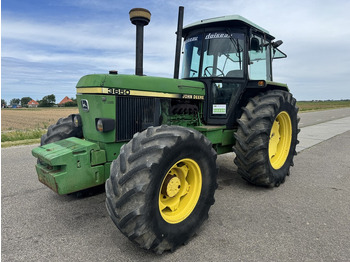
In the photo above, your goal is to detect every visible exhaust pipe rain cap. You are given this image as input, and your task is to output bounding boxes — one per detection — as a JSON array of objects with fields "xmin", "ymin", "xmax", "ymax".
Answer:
[{"xmin": 129, "ymin": 8, "xmax": 151, "ymax": 25}]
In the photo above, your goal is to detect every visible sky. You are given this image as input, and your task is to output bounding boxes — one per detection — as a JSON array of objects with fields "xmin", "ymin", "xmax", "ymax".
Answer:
[{"xmin": 1, "ymin": 0, "xmax": 350, "ymax": 104}]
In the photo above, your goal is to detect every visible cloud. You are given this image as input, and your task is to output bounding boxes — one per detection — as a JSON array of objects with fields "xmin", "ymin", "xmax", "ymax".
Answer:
[
  {"xmin": 2, "ymin": 18, "xmax": 134, "ymax": 52},
  {"xmin": 1, "ymin": 12, "xmax": 178, "ymax": 102},
  {"xmin": 2, "ymin": 0, "xmax": 350, "ymax": 103}
]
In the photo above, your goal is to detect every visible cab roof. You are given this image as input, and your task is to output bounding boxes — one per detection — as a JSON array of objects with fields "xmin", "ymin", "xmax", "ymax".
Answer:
[{"xmin": 183, "ymin": 15, "xmax": 275, "ymax": 40}]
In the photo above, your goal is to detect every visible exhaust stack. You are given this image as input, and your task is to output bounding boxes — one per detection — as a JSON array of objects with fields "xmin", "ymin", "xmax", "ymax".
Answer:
[
  {"xmin": 174, "ymin": 6, "xmax": 184, "ymax": 79},
  {"xmin": 129, "ymin": 8, "xmax": 151, "ymax": 76}
]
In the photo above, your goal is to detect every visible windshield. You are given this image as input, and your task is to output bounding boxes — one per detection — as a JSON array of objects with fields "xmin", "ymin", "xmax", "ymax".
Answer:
[
  {"xmin": 182, "ymin": 34, "xmax": 202, "ymax": 78},
  {"xmin": 182, "ymin": 30, "xmax": 245, "ymax": 78}
]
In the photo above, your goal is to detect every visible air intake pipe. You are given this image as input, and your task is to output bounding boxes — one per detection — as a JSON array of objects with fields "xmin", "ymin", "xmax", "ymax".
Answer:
[{"xmin": 129, "ymin": 8, "xmax": 151, "ymax": 76}]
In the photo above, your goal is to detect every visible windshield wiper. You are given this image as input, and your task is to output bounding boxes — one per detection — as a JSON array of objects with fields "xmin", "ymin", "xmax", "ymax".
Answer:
[{"xmin": 225, "ymin": 28, "xmax": 242, "ymax": 70}]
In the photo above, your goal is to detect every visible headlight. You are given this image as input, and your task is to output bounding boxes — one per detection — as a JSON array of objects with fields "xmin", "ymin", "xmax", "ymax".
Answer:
[
  {"xmin": 73, "ymin": 115, "xmax": 82, "ymax": 128},
  {"xmin": 96, "ymin": 119, "xmax": 104, "ymax": 132},
  {"xmin": 95, "ymin": 118, "xmax": 115, "ymax": 132}
]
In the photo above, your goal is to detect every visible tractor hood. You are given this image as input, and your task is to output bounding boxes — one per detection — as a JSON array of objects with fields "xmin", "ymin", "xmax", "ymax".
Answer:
[
  {"xmin": 76, "ymin": 74, "xmax": 205, "ymax": 99},
  {"xmin": 75, "ymin": 74, "xmax": 205, "ymax": 144}
]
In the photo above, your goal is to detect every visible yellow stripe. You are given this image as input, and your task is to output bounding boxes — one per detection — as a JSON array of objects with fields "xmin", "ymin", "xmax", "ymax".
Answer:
[
  {"xmin": 76, "ymin": 87, "xmax": 181, "ymax": 99},
  {"xmin": 129, "ymin": 90, "xmax": 180, "ymax": 98},
  {"xmin": 76, "ymin": 87, "xmax": 109, "ymax": 94}
]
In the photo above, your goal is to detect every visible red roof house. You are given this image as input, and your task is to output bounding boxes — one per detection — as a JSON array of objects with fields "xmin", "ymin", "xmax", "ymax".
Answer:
[
  {"xmin": 58, "ymin": 96, "xmax": 73, "ymax": 106},
  {"xmin": 27, "ymin": 99, "xmax": 39, "ymax": 108}
]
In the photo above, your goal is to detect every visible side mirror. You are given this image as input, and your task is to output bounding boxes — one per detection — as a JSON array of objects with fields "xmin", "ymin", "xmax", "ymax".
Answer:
[
  {"xmin": 250, "ymin": 37, "xmax": 260, "ymax": 51},
  {"xmin": 272, "ymin": 40, "xmax": 283, "ymax": 48}
]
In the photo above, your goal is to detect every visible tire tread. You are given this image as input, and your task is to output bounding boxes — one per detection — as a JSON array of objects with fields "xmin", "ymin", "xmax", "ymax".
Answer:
[
  {"xmin": 106, "ymin": 125, "xmax": 217, "ymax": 253},
  {"xmin": 233, "ymin": 90, "xmax": 299, "ymax": 187}
]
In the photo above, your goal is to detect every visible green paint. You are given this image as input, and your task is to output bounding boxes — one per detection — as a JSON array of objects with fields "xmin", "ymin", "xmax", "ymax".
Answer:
[
  {"xmin": 216, "ymin": 145, "xmax": 234, "ymax": 155},
  {"xmin": 32, "ymin": 137, "xmax": 106, "ymax": 195},
  {"xmin": 77, "ymin": 94, "xmax": 116, "ymax": 143},
  {"xmin": 222, "ymin": 129, "xmax": 236, "ymax": 146},
  {"xmin": 77, "ymin": 74, "xmax": 205, "ymax": 96},
  {"xmin": 91, "ymin": 149, "xmax": 106, "ymax": 166},
  {"xmin": 98, "ymin": 141, "xmax": 124, "ymax": 162},
  {"xmin": 194, "ymin": 126, "xmax": 235, "ymax": 147},
  {"xmin": 266, "ymin": 81, "xmax": 289, "ymax": 91}
]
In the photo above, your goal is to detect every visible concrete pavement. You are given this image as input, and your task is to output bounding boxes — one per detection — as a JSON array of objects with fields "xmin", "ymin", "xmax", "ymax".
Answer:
[
  {"xmin": 297, "ymin": 116, "xmax": 350, "ymax": 152},
  {"xmin": 298, "ymin": 107, "xmax": 350, "ymax": 128}
]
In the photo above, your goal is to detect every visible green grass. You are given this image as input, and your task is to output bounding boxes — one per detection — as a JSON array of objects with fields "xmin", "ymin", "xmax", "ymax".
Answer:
[
  {"xmin": 297, "ymin": 100, "xmax": 350, "ymax": 112},
  {"xmin": 1, "ymin": 139, "xmax": 41, "ymax": 148},
  {"xmin": 1, "ymin": 129, "xmax": 46, "ymax": 143}
]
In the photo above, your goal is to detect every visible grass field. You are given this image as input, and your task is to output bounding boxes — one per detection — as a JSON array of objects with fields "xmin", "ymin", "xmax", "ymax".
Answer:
[
  {"xmin": 2, "ymin": 107, "xmax": 78, "ymax": 131},
  {"xmin": 1, "ymin": 100, "xmax": 349, "ymax": 147},
  {"xmin": 1, "ymin": 107, "xmax": 78, "ymax": 147},
  {"xmin": 297, "ymin": 100, "xmax": 350, "ymax": 111}
]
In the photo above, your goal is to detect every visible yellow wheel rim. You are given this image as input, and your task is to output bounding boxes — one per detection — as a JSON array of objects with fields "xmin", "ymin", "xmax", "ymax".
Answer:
[
  {"xmin": 269, "ymin": 111, "xmax": 292, "ymax": 169},
  {"xmin": 159, "ymin": 158, "xmax": 202, "ymax": 224}
]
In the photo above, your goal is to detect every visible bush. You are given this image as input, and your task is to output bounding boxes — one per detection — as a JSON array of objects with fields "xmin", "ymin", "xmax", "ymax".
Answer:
[
  {"xmin": 39, "ymin": 94, "xmax": 56, "ymax": 107},
  {"xmin": 64, "ymin": 101, "xmax": 77, "ymax": 107}
]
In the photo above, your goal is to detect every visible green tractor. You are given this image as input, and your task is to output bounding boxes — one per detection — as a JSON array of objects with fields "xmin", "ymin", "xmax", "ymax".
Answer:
[{"xmin": 32, "ymin": 7, "xmax": 299, "ymax": 253}]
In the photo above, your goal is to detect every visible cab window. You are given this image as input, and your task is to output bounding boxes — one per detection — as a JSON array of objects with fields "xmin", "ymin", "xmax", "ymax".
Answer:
[
  {"xmin": 182, "ymin": 34, "xmax": 202, "ymax": 78},
  {"xmin": 202, "ymin": 32, "xmax": 244, "ymax": 78},
  {"xmin": 248, "ymin": 35, "xmax": 272, "ymax": 80}
]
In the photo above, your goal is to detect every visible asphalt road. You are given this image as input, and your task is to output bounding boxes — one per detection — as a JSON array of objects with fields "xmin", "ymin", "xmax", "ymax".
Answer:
[{"xmin": 2, "ymin": 109, "xmax": 350, "ymax": 261}]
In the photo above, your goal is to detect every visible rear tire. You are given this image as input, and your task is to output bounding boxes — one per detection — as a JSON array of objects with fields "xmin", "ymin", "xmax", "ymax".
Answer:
[
  {"xmin": 233, "ymin": 90, "xmax": 299, "ymax": 187},
  {"xmin": 105, "ymin": 125, "xmax": 217, "ymax": 254}
]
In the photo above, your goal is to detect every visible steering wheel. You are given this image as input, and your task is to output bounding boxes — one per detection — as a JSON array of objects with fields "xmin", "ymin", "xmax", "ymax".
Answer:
[{"xmin": 204, "ymin": 66, "xmax": 225, "ymax": 77}]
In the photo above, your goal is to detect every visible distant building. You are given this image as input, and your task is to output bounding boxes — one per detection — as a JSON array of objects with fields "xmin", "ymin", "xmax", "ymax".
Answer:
[
  {"xmin": 58, "ymin": 96, "xmax": 73, "ymax": 106},
  {"xmin": 28, "ymin": 100, "xmax": 39, "ymax": 108}
]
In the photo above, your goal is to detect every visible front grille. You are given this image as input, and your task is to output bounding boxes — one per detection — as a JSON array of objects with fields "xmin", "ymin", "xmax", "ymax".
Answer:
[{"xmin": 116, "ymin": 96, "xmax": 159, "ymax": 141}]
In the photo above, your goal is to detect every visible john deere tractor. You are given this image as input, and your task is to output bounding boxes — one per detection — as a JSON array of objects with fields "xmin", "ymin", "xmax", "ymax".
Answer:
[{"xmin": 32, "ymin": 7, "xmax": 299, "ymax": 253}]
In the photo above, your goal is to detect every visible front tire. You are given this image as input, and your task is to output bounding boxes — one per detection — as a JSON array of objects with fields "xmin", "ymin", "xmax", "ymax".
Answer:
[
  {"xmin": 233, "ymin": 90, "xmax": 299, "ymax": 187},
  {"xmin": 41, "ymin": 114, "xmax": 83, "ymax": 145},
  {"xmin": 105, "ymin": 125, "xmax": 217, "ymax": 254}
]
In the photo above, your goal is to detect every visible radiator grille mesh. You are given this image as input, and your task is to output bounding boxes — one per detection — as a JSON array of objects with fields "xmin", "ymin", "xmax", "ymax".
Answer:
[{"xmin": 116, "ymin": 96, "xmax": 157, "ymax": 141}]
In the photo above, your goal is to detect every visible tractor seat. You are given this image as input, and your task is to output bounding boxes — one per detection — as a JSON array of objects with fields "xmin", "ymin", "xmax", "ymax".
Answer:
[{"xmin": 226, "ymin": 70, "xmax": 243, "ymax": 78}]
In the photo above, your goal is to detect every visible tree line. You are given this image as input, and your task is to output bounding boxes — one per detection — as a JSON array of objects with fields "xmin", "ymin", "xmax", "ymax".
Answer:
[{"xmin": 2, "ymin": 94, "xmax": 77, "ymax": 108}]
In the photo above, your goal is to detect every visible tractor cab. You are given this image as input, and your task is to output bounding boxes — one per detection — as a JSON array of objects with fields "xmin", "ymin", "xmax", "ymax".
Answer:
[{"xmin": 181, "ymin": 15, "xmax": 286, "ymax": 126}]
